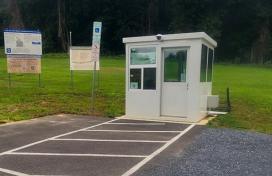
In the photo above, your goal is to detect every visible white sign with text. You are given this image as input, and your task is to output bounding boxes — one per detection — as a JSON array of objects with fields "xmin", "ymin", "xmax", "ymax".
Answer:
[{"xmin": 4, "ymin": 29, "xmax": 42, "ymax": 55}]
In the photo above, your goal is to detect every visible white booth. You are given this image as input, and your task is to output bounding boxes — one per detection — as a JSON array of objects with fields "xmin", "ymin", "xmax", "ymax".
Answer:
[{"xmin": 123, "ymin": 32, "xmax": 218, "ymax": 123}]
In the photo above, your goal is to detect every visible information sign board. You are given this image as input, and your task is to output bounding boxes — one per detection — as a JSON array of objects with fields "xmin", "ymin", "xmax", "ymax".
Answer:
[
  {"xmin": 7, "ymin": 55, "xmax": 41, "ymax": 73},
  {"xmin": 70, "ymin": 46, "xmax": 99, "ymax": 70},
  {"xmin": 4, "ymin": 29, "xmax": 42, "ymax": 55},
  {"xmin": 92, "ymin": 22, "xmax": 102, "ymax": 62}
]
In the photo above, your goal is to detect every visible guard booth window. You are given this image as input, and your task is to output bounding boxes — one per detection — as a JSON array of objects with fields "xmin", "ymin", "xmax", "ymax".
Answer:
[
  {"xmin": 207, "ymin": 48, "xmax": 214, "ymax": 82},
  {"xmin": 200, "ymin": 44, "xmax": 214, "ymax": 82},
  {"xmin": 130, "ymin": 69, "xmax": 141, "ymax": 89},
  {"xmin": 129, "ymin": 46, "xmax": 157, "ymax": 90},
  {"xmin": 164, "ymin": 50, "xmax": 187, "ymax": 82},
  {"xmin": 144, "ymin": 68, "xmax": 156, "ymax": 89},
  {"xmin": 200, "ymin": 44, "xmax": 208, "ymax": 82},
  {"xmin": 130, "ymin": 47, "xmax": 156, "ymax": 65}
]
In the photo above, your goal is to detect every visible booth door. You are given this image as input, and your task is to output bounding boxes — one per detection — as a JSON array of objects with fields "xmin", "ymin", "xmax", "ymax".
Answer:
[{"xmin": 161, "ymin": 48, "xmax": 188, "ymax": 117}]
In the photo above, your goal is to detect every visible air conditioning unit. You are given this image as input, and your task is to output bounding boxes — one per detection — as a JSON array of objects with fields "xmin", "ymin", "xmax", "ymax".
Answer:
[{"xmin": 207, "ymin": 95, "xmax": 219, "ymax": 108}]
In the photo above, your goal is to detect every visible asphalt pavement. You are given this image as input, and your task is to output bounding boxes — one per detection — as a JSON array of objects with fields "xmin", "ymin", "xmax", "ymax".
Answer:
[
  {"xmin": 1, "ymin": 114, "xmax": 270, "ymax": 176},
  {"xmin": 0, "ymin": 114, "xmax": 204, "ymax": 176}
]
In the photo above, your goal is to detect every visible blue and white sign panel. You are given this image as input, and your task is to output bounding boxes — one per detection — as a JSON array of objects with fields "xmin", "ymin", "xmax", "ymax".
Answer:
[
  {"xmin": 92, "ymin": 22, "xmax": 102, "ymax": 62},
  {"xmin": 4, "ymin": 29, "xmax": 42, "ymax": 55}
]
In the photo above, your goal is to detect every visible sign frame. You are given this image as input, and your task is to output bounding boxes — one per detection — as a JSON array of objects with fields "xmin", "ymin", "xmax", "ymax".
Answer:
[
  {"xmin": 4, "ymin": 29, "xmax": 42, "ymax": 55},
  {"xmin": 70, "ymin": 46, "xmax": 99, "ymax": 71},
  {"xmin": 91, "ymin": 22, "xmax": 102, "ymax": 62}
]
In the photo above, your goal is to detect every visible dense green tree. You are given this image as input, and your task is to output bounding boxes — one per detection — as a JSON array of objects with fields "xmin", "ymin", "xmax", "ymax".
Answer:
[
  {"xmin": 0, "ymin": 0, "xmax": 271, "ymax": 63},
  {"xmin": 169, "ymin": 0, "xmax": 225, "ymax": 39}
]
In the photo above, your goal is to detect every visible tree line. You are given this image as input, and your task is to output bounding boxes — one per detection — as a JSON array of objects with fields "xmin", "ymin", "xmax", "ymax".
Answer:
[{"xmin": 0, "ymin": 0, "xmax": 271, "ymax": 64}]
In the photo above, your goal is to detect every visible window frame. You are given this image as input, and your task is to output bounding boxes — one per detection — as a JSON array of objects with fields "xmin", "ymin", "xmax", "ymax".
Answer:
[
  {"xmin": 163, "ymin": 49, "xmax": 188, "ymax": 83},
  {"xmin": 207, "ymin": 48, "xmax": 214, "ymax": 82},
  {"xmin": 128, "ymin": 45, "xmax": 158, "ymax": 91},
  {"xmin": 200, "ymin": 44, "xmax": 208, "ymax": 82}
]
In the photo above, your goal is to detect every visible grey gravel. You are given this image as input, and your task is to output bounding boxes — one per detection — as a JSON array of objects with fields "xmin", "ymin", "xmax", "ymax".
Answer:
[{"xmin": 139, "ymin": 128, "xmax": 272, "ymax": 176}]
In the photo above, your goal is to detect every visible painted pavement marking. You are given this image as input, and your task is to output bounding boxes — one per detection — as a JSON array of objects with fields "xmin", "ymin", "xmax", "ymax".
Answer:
[
  {"xmin": 104, "ymin": 123, "xmax": 165, "ymax": 125},
  {"xmin": 0, "ymin": 118, "xmax": 193, "ymax": 176},
  {"xmin": 51, "ymin": 139, "xmax": 168, "ymax": 143},
  {"xmin": 7, "ymin": 152, "xmax": 147, "ymax": 158},
  {"xmin": 122, "ymin": 124, "xmax": 195, "ymax": 176},
  {"xmin": 0, "ymin": 167, "xmax": 29, "ymax": 176},
  {"xmin": 83, "ymin": 130, "xmax": 182, "ymax": 133},
  {"xmin": 0, "ymin": 119, "xmax": 119, "ymax": 156}
]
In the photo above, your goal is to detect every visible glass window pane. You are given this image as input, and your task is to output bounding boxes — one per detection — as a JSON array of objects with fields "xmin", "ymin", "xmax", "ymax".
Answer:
[
  {"xmin": 130, "ymin": 69, "xmax": 141, "ymax": 89},
  {"xmin": 200, "ymin": 44, "xmax": 208, "ymax": 82},
  {"xmin": 144, "ymin": 68, "xmax": 156, "ymax": 90},
  {"xmin": 164, "ymin": 50, "xmax": 187, "ymax": 82},
  {"xmin": 207, "ymin": 48, "xmax": 214, "ymax": 82},
  {"xmin": 130, "ymin": 47, "xmax": 156, "ymax": 65}
]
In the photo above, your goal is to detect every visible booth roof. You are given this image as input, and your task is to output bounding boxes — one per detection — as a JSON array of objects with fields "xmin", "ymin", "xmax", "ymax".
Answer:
[{"xmin": 122, "ymin": 32, "xmax": 217, "ymax": 47}]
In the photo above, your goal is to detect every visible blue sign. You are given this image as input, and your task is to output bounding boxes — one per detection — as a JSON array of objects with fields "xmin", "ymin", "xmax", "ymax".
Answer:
[
  {"xmin": 95, "ymin": 28, "xmax": 100, "ymax": 33},
  {"xmin": 6, "ymin": 48, "xmax": 11, "ymax": 53},
  {"xmin": 7, "ymin": 55, "xmax": 41, "ymax": 59},
  {"xmin": 32, "ymin": 42, "xmax": 41, "ymax": 45},
  {"xmin": 4, "ymin": 29, "xmax": 41, "ymax": 34}
]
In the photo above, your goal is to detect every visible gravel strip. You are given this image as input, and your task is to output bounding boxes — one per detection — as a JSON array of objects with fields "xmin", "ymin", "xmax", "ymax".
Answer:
[{"xmin": 139, "ymin": 128, "xmax": 272, "ymax": 176}]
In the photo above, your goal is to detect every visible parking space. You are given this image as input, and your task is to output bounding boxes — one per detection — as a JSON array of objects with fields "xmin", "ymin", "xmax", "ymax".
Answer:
[{"xmin": 0, "ymin": 115, "xmax": 205, "ymax": 176}]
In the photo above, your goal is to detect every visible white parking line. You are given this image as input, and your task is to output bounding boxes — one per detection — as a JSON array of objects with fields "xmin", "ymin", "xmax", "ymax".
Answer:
[
  {"xmin": 0, "ymin": 118, "xmax": 193, "ymax": 176},
  {"xmin": 105, "ymin": 123, "xmax": 165, "ymax": 125},
  {"xmin": 83, "ymin": 130, "xmax": 182, "ymax": 133},
  {"xmin": 51, "ymin": 139, "xmax": 168, "ymax": 143},
  {"xmin": 0, "ymin": 167, "xmax": 29, "ymax": 176},
  {"xmin": 122, "ymin": 124, "xmax": 195, "ymax": 176},
  {"xmin": 8, "ymin": 152, "xmax": 147, "ymax": 158},
  {"xmin": 0, "ymin": 119, "xmax": 119, "ymax": 156},
  {"xmin": 33, "ymin": 175, "xmax": 70, "ymax": 176}
]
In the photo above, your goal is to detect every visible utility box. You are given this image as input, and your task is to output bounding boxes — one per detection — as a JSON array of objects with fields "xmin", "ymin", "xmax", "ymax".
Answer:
[
  {"xmin": 123, "ymin": 32, "xmax": 217, "ymax": 122},
  {"xmin": 207, "ymin": 95, "xmax": 219, "ymax": 108}
]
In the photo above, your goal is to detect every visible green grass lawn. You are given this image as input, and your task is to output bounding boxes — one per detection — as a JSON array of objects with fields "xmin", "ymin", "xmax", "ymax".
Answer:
[
  {"xmin": 208, "ymin": 64, "xmax": 272, "ymax": 134},
  {"xmin": 0, "ymin": 55, "xmax": 126, "ymax": 123},
  {"xmin": 0, "ymin": 50, "xmax": 271, "ymax": 134}
]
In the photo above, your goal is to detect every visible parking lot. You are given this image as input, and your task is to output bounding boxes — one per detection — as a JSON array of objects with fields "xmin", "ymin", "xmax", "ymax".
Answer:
[{"xmin": 0, "ymin": 114, "xmax": 205, "ymax": 176}]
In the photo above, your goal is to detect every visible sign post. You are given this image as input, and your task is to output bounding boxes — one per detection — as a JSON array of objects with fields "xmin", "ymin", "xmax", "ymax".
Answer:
[
  {"xmin": 70, "ymin": 31, "xmax": 73, "ymax": 90},
  {"xmin": 91, "ymin": 22, "xmax": 102, "ymax": 113},
  {"xmin": 9, "ymin": 73, "xmax": 11, "ymax": 88}
]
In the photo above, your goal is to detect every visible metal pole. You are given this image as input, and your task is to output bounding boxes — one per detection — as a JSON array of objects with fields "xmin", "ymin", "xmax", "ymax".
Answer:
[
  {"xmin": 9, "ymin": 73, "xmax": 11, "ymax": 88},
  {"xmin": 39, "ymin": 73, "xmax": 41, "ymax": 88},
  {"xmin": 70, "ymin": 31, "xmax": 73, "ymax": 90},
  {"xmin": 98, "ymin": 70, "xmax": 99, "ymax": 90},
  {"xmin": 70, "ymin": 31, "xmax": 72, "ymax": 46},
  {"xmin": 71, "ymin": 70, "xmax": 73, "ymax": 90},
  {"xmin": 91, "ymin": 61, "xmax": 96, "ymax": 113}
]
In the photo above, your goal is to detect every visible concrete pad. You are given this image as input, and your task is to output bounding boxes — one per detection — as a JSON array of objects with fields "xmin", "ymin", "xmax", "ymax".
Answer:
[{"xmin": 0, "ymin": 155, "xmax": 142, "ymax": 176}]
